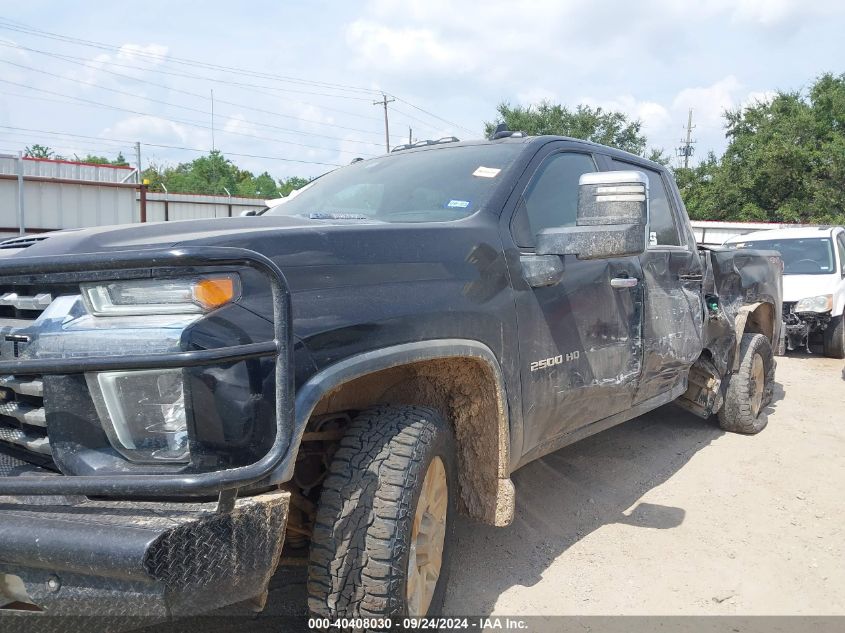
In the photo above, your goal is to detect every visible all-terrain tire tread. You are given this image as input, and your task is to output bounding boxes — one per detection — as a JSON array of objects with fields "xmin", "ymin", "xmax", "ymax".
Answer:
[
  {"xmin": 307, "ymin": 405, "xmax": 452, "ymax": 617},
  {"xmin": 717, "ymin": 333, "xmax": 773, "ymax": 435}
]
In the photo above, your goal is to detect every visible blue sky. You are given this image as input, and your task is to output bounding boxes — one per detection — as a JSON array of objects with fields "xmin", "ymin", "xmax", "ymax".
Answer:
[{"xmin": 0, "ymin": 0, "xmax": 843, "ymax": 181}]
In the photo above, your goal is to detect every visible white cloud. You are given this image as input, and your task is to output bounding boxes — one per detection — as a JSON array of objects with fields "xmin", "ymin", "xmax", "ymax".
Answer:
[
  {"xmin": 672, "ymin": 75, "xmax": 743, "ymax": 129},
  {"xmin": 582, "ymin": 95, "xmax": 672, "ymax": 135},
  {"xmin": 741, "ymin": 90, "xmax": 777, "ymax": 109},
  {"xmin": 222, "ymin": 113, "xmax": 259, "ymax": 137},
  {"xmin": 515, "ymin": 89, "xmax": 560, "ymax": 107},
  {"xmin": 68, "ymin": 43, "xmax": 169, "ymax": 87},
  {"xmin": 657, "ymin": 0, "xmax": 845, "ymax": 29},
  {"xmin": 345, "ymin": 20, "xmax": 475, "ymax": 74},
  {"xmin": 103, "ymin": 115, "xmax": 206, "ymax": 148},
  {"xmin": 114, "ymin": 43, "xmax": 168, "ymax": 65}
]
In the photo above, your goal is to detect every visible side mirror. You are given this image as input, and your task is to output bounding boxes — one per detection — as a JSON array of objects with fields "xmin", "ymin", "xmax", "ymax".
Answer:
[
  {"xmin": 537, "ymin": 171, "xmax": 648, "ymax": 260},
  {"xmin": 240, "ymin": 209, "xmax": 258, "ymax": 217}
]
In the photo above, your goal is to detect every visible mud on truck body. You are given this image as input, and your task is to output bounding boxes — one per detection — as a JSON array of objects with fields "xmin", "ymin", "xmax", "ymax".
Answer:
[{"xmin": 0, "ymin": 134, "xmax": 781, "ymax": 627}]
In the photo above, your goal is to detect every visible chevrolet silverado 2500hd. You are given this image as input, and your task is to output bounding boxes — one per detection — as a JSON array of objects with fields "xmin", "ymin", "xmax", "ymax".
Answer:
[{"xmin": 0, "ymin": 133, "xmax": 782, "ymax": 625}]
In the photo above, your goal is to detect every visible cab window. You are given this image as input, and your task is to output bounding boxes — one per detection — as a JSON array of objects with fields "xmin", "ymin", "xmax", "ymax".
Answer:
[{"xmin": 512, "ymin": 152, "xmax": 597, "ymax": 247}]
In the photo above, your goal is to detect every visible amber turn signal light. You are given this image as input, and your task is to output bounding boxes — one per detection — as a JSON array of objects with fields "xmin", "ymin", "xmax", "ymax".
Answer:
[{"xmin": 193, "ymin": 276, "xmax": 237, "ymax": 310}]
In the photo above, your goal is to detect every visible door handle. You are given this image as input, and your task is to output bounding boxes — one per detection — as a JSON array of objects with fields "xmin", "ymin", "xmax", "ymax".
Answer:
[{"xmin": 610, "ymin": 277, "xmax": 639, "ymax": 289}]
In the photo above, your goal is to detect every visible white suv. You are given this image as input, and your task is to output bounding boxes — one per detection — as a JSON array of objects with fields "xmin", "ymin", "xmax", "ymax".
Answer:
[{"xmin": 726, "ymin": 226, "xmax": 845, "ymax": 358}]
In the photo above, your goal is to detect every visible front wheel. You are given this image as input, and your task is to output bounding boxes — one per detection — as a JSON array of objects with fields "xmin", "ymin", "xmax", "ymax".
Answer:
[
  {"xmin": 308, "ymin": 405, "xmax": 456, "ymax": 618},
  {"xmin": 823, "ymin": 314, "xmax": 845, "ymax": 359},
  {"xmin": 718, "ymin": 333, "xmax": 774, "ymax": 434}
]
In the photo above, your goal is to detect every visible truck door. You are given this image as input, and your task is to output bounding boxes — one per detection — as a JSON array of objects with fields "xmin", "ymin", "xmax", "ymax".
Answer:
[
  {"xmin": 608, "ymin": 158, "xmax": 704, "ymax": 403},
  {"xmin": 506, "ymin": 146, "xmax": 644, "ymax": 459}
]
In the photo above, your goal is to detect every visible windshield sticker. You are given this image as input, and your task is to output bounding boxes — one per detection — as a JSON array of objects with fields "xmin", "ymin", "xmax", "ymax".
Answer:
[
  {"xmin": 472, "ymin": 166, "xmax": 501, "ymax": 178},
  {"xmin": 446, "ymin": 199, "xmax": 471, "ymax": 209}
]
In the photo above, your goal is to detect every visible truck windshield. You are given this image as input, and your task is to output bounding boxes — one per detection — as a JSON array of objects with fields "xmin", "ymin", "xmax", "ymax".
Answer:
[
  {"xmin": 731, "ymin": 237, "xmax": 835, "ymax": 275},
  {"xmin": 264, "ymin": 144, "xmax": 523, "ymax": 222}
]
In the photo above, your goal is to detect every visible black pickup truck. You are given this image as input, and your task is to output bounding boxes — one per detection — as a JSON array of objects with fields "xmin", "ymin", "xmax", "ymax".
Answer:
[{"xmin": 0, "ymin": 133, "xmax": 782, "ymax": 625}]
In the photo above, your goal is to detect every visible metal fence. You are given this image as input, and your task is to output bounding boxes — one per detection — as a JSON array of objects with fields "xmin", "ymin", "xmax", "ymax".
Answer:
[
  {"xmin": 690, "ymin": 221, "xmax": 811, "ymax": 245},
  {"xmin": 0, "ymin": 154, "xmax": 267, "ymax": 239},
  {"xmin": 143, "ymin": 191, "xmax": 266, "ymax": 223}
]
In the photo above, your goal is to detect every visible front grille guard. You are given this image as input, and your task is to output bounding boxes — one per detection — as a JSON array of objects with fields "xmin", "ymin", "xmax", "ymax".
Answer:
[{"xmin": 0, "ymin": 246, "xmax": 293, "ymax": 507}]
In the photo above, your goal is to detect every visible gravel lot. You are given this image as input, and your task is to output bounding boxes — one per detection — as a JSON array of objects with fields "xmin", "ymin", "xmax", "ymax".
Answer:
[
  {"xmin": 445, "ymin": 351, "xmax": 845, "ymax": 616},
  {"xmin": 156, "ymin": 351, "xmax": 845, "ymax": 630}
]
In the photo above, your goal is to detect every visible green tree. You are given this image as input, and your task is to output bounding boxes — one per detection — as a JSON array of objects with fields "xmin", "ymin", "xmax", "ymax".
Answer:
[
  {"xmin": 278, "ymin": 176, "xmax": 311, "ymax": 197},
  {"xmin": 235, "ymin": 170, "xmax": 280, "ymax": 198},
  {"xmin": 140, "ymin": 151, "xmax": 309, "ymax": 198},
  {"xmin": 674, "ymin": 152, "xmax": 726, "ymax": 220},
  {"xmin": 484, "ymin": 101, "xmax": 649, "ymax": 155},
  {"xmin": 76, "ymin": 152, "xmax": 130, "ymax": 166},
  {"xmin": 24, "ymin": 144, "xmax": 54, "ymax": 159},
  {"xmin": 164, "ymin": 150, "xmax": 239, "ymax": 195},
  {"xmin": 644, "ymin": 147, "xmax": 672, "ymax": 166},
  {"xmin": 705, "ymin": 73, "xmax": 845, "ymax": 224}
]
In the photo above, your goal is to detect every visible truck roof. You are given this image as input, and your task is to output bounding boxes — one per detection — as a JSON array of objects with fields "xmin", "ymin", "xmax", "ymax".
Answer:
[
  {"xmin": 725, "ymin": 226, "xmax": 842, "ymax": 242},
  {"xmin": 383, "ymin": 134, "xmax": 669, "ymax": 172}
]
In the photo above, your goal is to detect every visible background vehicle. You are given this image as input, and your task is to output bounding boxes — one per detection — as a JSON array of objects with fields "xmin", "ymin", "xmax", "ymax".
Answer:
[
  {"xmin": 0, "ymin": 134, "xmax": 781, "ymax": 627},
  {"xmin": 726, "ymin": 226, "xmax": 845, "ymax": 358}
]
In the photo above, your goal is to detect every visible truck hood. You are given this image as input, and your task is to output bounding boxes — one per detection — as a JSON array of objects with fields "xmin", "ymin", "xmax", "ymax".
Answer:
[
  {"xmin": 782, "ymin": 273, "xmax": 840, "ymax": 302},
  {"xmin": 0, "ymin": 216, "xmax": 357, "ymax": 258}
]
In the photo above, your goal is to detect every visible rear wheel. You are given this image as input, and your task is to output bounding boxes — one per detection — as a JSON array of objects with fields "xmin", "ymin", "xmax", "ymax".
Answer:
[
  {"xmin": 823, "ymin": 314, "xmax": 845, "ymax": 359},
  {"xmin": 718, "ymin": 333, "xmax": 774, "ymax": 434},
  {"xmin": 308, "ymin": 405, "xmax": 456, "ymax": 617}
]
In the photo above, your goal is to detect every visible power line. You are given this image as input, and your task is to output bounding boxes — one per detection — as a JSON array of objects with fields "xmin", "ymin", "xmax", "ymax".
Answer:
[
  {"xmin": 0, "ymin": 26, "xmax": 474, "ymax": 137},
  {"xmin": 0, "ymin": 44, "xmax": 383, "ymax": 136},
  {"xmin": 389, "ymin": 105, "xmax": 449, "ymax": 136},
  {"xmin": 0, "ymin": 140, "xmax": 133, "ymax": 158},
  {"xmin": 0, "ymin": 125, "xmax": 343, "ymax": 167},
  {"xmin": 390, "ymin": 95, "xmax": 477, "ymax": 137},
  {"xmin": 0, "ymin": 78, "xmax": 377, "ymax": 157},
  {"xmin": 0, "ymin": 59, "xmax": 382, "ymax": 148},
  {"xmin": 0, "ymin": 39, "xmax": 387, "ymax": 125},
  {"xmin": 0, "ymin": 19, "xmax": 381, "ymax": 97}
]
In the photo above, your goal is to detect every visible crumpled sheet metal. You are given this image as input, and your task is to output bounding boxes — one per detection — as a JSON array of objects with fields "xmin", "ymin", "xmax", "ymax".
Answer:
[{"xmin": 701, "ymin": 247, "xmax": 783, "ymax": 375}]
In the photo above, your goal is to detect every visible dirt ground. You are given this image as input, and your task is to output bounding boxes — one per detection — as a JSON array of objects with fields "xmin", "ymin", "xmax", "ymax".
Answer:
[
  {"xmin": 162, "ymin": 351, "xmax": 845, "ymax": 629},
  {"xmin": 443, "ymin": 351, "xmax": 845, "ymax": 616}
]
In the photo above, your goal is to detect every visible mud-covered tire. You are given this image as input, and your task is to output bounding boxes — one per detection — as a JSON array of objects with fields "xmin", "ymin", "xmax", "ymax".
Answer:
[
  {"xmin": 718, "ymin": 333, "xmax": 774, "ymax": 434},
  {"xmin": 307, "ymin": 405, "xmax": 456, "ymax": 618},
  {"xmin": 823, "ymin": 314, "xmax": 845, "ymax": 359}
]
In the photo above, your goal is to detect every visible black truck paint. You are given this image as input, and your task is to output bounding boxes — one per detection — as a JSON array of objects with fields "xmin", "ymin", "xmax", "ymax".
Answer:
[{"xmin": 0, "ymin": 135, "xmax": 782, "ymax": 622}]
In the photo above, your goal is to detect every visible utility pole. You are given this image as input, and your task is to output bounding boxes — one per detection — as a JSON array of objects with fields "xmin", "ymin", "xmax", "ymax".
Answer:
[
  {"xmin": 211, "ymin": 89, "xmax": 216, "ymax": 152},
  {"xmin": 134, "ymin": 141, "xmax": 142, "ymax": 184},
  {"xmin": 409, "ymin": 127, "xmax": 413, "ymax": 144},
  {"xmin": 16, "ymin": 151, "xmax": 24, "ymax": 235},
  {"xmin": 373, "ymin": 93, "xmax": 395, "ymax": 153},
  {"xmin": 677, "ymin": 108, "xmax": 696, "ymax": 169}
]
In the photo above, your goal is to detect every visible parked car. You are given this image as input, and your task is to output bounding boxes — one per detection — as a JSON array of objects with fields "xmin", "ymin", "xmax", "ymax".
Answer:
[
  {"xmin": 726, "ymin": 226, "xmax": 845, "ymax": 358},
  {"xmin": 0, "ymin": 132, "xmax": 782, "ymax": 627}
]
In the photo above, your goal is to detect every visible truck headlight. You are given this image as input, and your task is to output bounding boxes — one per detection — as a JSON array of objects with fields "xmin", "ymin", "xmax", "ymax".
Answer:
[
  {"xmin": 81, "ymin": 274, "xmax": 238, "ymax": 316},
  {"xmin": 794, "ymin": 294, "xmax": 833, "ymax": 313},
  {"xmin": 87, "ymin": 369, "xmax": 190, "ymax": 463}
]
